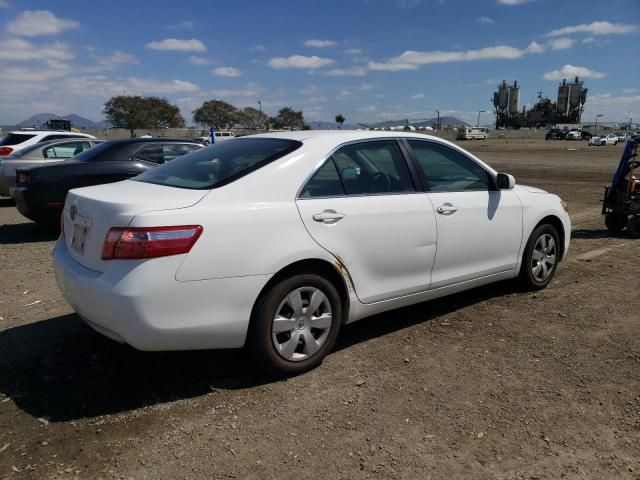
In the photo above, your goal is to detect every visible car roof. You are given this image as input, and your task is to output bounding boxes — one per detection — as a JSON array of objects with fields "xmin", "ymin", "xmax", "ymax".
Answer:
[
  {"xmin": 103, "ymin": 137, "xmax": 200, "ymax": 145},
  {"xmin": 246, "ymin": 129, "xmax": 444, "ymax": 143},
  {"xmin": 9, "ymin": 130, "xmax": 93, "ymax": 135}
]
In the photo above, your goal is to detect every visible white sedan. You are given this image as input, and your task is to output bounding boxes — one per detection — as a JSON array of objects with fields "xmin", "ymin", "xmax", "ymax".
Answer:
[
  {"xmin": 589, "ymin": 134, "xmax": 619, "ymax": 146},
  {"xmin": 53, "ymin": 131, "xmax": 571, "ymax": 374}
]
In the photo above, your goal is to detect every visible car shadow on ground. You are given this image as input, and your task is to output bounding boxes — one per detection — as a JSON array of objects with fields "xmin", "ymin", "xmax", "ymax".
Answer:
[
  {"xmin": 571, "ymin": 228, "xmax": 631, "ymax": 240},
  {"xmin": 0, "ymin": 281, "xmax": 517, "ymax": 422},
  {"xmin": 0, "ymin": 222, "xmax": 59, "ymax": 244},
  {"xmin": 0, "ymin": 198, "xmax": 15, "ymax": 207}
]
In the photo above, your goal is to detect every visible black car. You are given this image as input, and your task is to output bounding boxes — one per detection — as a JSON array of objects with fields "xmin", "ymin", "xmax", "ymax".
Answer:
[
  {"xmin": 545, "ymin": 129, "xmax": 568, "ymax": 140},
  {"xmin": 11, "ymin": 138, "xmax": 203, "ymax": 226}
]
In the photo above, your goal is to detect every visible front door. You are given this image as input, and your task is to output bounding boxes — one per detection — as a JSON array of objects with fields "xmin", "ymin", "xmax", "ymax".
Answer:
[
  {"xmin": 407, "ymin": 140, "xmax": 523, "ymax": 289},
  {"xmin": 296, "ymin": 140, "xmax": 438, "ymax": 304}
]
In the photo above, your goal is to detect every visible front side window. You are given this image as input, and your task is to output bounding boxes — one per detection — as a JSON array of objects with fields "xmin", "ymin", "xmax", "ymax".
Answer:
[
  {"xmin": 134, "ymin": 138, "xmax": 301, "ymax": 189},
  {"xmin": 408, "ymin": 140, "xmax": 492, "ymax": 192},
  {"xmin": 331, "ymin": 140, "xmax": 415, "ymax": 195}
]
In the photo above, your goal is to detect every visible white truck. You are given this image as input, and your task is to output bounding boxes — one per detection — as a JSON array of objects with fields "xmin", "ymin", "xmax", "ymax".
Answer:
[{"xmin": 456, "ymin": 127, "xmax": 488, "ymax": 140}]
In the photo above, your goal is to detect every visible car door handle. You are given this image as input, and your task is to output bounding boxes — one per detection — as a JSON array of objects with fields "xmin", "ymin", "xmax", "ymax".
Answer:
[
  {"xmin": 313, "ymin": 209, "xmax": 345, "ymax": 223},
  {"xmin": 436, "ymin": 203, "xmax": 458, "ymax": 215}
]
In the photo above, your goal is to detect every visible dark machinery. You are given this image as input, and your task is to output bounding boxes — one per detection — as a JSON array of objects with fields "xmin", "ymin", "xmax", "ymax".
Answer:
[
  {"xmin": 603, "ymin": 135, "xmax": 640, "ymax": 237},
  {"xmin": 493, "ymin": 77, "xmax": 587, "ymax": 129}
]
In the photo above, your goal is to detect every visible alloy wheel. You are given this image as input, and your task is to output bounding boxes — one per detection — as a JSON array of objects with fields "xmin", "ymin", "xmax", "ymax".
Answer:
[{"xmin": 531, "ymin": 234, "xmax": 557, "ymax": 282}]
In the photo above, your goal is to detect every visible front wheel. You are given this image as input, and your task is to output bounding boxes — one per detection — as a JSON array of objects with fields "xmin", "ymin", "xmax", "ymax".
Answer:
[
  {"xmin": 520, "ymin": 224, "xmax": 560, "ymax": 290},
  {"xmin": 605, "ymin": 212, "xmax": 627, "ymax": 233},
  {"xmin": 247, "ymin": 274, "xmax": 343, "ymax": 375},
  {"xmin": 626, "ymin": 216, "xmax": 640, "ymax": 238}
]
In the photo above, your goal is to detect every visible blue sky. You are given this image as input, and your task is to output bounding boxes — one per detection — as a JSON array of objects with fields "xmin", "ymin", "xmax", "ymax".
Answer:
[{"xmin": 1, "ymin": 0, "xmax": 638, "ymax": 126}]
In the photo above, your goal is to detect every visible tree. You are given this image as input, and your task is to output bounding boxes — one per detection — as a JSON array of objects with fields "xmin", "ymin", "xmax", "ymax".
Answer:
[
  {"xmin": 192, "ymin": 100, "xmax": 238, "ymax": 129},
  {"xmin": 335, "ymin": 114, "xmax": 345, "ymax": 130},
  {"xmin": 236, "ymin": 106, "xmax": 268, "ymax": 130},
  {"xmin": 270, "ymin": 107, "xmax": 305, "ymax": 130},
  {"xmin": 103, "ymin": 96, "xmax": 184, "ymax": 137}
]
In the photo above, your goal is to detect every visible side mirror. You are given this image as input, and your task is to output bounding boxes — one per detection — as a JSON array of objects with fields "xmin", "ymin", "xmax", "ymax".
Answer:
[
  {"xmin": 496, "ymin": 173, "xmax": 516, "ymax": 190},
  {"xmin": 342, "ymin": 167, "xmax": 359, "ymax": 181}
]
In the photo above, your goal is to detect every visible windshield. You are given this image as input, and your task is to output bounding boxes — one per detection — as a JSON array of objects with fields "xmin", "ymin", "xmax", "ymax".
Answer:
[
  {"xmin": 0, "ymin": 133, "xmax": 36, "ymax": 146},
  {"xmin": 134, "ymin": 138, "xmax": 302, "ymax": 190}
]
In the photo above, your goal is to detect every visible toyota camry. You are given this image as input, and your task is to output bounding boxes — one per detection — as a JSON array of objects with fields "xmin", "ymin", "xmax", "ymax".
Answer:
[{"xmin": 53, "ymin": 131, "xmax": 571, "ymax": 374}]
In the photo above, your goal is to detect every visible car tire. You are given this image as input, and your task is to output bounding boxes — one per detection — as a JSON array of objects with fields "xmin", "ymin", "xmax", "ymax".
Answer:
[
  {"xmin": 520, "ymin": 224, "xmax": 560, "ymax": 290},
  {"xmin": 605, "ymin": 212, "xmax": 628, "ymax": 233},
  {"xmin": 247, "ymin": 273, "xmax": 343, "ymax": 375},
  {"xmin": 626, "ymin": 216, "xmax": 640, "ymax": 238}
]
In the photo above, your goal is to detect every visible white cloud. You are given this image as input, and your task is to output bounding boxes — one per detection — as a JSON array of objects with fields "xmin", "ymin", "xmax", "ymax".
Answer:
[
  {"xmin": 525, "ymin": 41, "xmax": 546, "ymax": 54},
  {"xmin": 497, "ymin": 0, "xmax": 537, "ymax": 4},
  {"xmin": 359, "ymin": 83, "xmax": 375, "ymax": 91},
  {"xmin": 213, "ymin": 66, "xmax": 242, "ymax": 77},
  {"xmin": 369, "ymin": 45, "xmax": 527, "ymax": 71},
  {"xmin": 583, "ymin": 92, "xmax": 640, "ymax": 122},
  {"xmin": 582, "ymin": 37, "xmax": 595, "ymax": 44},
  {"xmin": 323, "ymin": 66, "xmax": 368, "ymax": 76},
  {"xmin": 411, "ymin": 93, "xmax": 425, "ymax": 99},
  {"xmin": 267, "ymin": 55, "xmax": 335, "ymax": 69},
  {"xmin": 188, "ymin": 55, "xmax": 212, "ymax": 65},
  {"xmin": 549, "ymin": 37, "xmax": 574, "ymax": 50},
  {"xmin": 125, "ymin": 78, "xmax": 201, "ymax": 94},
  {"xmin": 250, "ymin": 44, "xmax": 267, "ymax": 52},
  {"xmin": 397, "ymin": 0, "xmax": 421, "ymax": 8},
  {"xmin": 0, "ymin": 38, "xmax": 73, "ymax": 61},
  {"xmin": 358, "ymin": 105, "xmax": 377, "ymax": 113},
  {"xmin": 547, "ymin": 21, "xmax": 636, "ymax": 37},
  {"xmin": 212, "ymin": 82, "xmax": 264, "ymax": 98},
  {"xmin": 94, "ymin": 50, "xmax": 138, "ymax": 69},
  {"xmin": 477, "ymin": 16, "xmax": 495, "ymax": 24},
  {"xmin": 304, "ymin": 39, "xmax": 337, "ymax": 48},
  {"xmin": 623, "ymin": 88, "xmax": 638, "ymax": 94},
  {"xmin": 543, "ymin": 64, "xmax": 606, "ymax": 80},
  {"xmin": 167, "ymin": 20, "xmax": 195, "ymax": 30},
  {"xmin": 0, "ymin": 0, "xmax": 9, "ymax": 8},
  {"xmin": 145, "ymin": 38, "xmax": 206, "ymax": 52},
  {"xmin": 344, "ymin": 48, "xmax": 363, "ymax": 55},
  {"xmin": 7, "ymin": 10, "xmax": 80, "ymax": 37}
]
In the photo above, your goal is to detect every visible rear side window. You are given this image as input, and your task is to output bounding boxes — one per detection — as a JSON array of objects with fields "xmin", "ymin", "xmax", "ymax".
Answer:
[
  {"xmin": 408, "ymin": 140, "xmax": 492, "ymax": 192},
  {"xmin": 0, "ymin": 133, "xmax": 36, "ymax": 146},
  {"xmin": 43, "ymin": 141, "xmax": 92, "ymax": 159},
  {"xmin": 134, "ymin": 138, "xmax": 302, "ymax": 189},
  {"xmin": 300, "ymin": 160, "xmax": 344, "ymax": 198}
]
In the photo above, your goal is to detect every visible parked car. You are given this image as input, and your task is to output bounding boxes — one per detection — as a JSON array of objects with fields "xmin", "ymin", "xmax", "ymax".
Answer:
[
  {"xmin": 0, "ymin": 130, "xmax": 96, "ymax": 156},
  {"xmin": 545, "ymin": 129, "xmax": 567, "ymax": 140},
  {"xmin": 565, "ymin": 130, "xmax": 581, "ymax": 140},
  {"xmin": 589, "ymin": 134, "xmax": 619, "ymax": 146},
  {"xmin": 196, "ymin": 131, "xmax": 235, "ymax": 145},
  {"xmin": 52, "ymin": 131, "xmax": 571, "ymax": 374},
  {"xmin": 11, "ymin": 138, "xmax": 203, "ymax": 226},
  {"xmin": 617, "ymin": 133, "xmax": 628, "ymax": 142},
  {"xmin": 0, "ymin": 138, "xmax": 101, "ymax": 196}
]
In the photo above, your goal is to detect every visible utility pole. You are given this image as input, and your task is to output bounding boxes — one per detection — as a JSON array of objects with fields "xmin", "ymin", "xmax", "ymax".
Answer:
[
  {"xmin": 435, "ymin": 110, "xmax": 440, "ymax": 130},
  {"xmin": 258, "ymin": 100, "xmax": 263, "ymax": 131},
  {"xmin": 595, "ymin": 114, "xmax": 603, "ymax": 136},
  {"xmin": 477, "ymin": 110, "xmax": 486, "ymax": 127}
]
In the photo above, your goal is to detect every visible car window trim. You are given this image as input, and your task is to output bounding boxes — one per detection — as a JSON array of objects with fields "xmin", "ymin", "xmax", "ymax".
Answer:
[
  {"xmin": 404, "ymin": 138, "xmax": 498, "ymax": 193},
  {"xmin": 296, "ymin": 138, "xmax": 422, "ymax": 200}
]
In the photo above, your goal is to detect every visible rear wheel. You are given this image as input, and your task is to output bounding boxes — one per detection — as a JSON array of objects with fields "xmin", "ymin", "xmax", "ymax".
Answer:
[
  {"xmin": 520, "ymin": 224, "xmax": 560, "ymax": 290},
  {"xmin": 626, "ymin": 216, "xmax": 640, "ymax": 238},
  {"xmin": 247, "ymin": 274, "xmax": 343, "ymax": 375},
  {"xmin": 605, "ymin": 212, "xmax": 628, "ymax": 233}
]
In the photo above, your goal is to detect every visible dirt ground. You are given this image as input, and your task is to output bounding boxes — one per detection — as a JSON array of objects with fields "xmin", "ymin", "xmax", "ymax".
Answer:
[{"xmin": 0, "ymin": 138, "xmax": 638, "ymax": 480}]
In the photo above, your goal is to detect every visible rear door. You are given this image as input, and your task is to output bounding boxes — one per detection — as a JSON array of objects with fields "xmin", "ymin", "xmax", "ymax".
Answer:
[
  {"xmin": 296, "ymin": 139, "xmax": 437, "ymax": 304},
  {"xmin": 407, "ymin": 140, "xmax": 523, "ymax": 288}
]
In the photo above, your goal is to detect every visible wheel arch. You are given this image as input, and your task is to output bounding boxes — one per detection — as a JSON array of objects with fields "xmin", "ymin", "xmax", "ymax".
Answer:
[
  {"xmin": 245, "ymin": 258, "xmax": 352, "ymax": 347},
  {"xmin": 533, "ymin": 215, "xmax": 566, "ymax": 260}
]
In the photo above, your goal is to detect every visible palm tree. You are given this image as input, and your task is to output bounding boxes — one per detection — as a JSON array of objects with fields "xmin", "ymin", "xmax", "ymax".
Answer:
[{"xmin": 335, "ymin": 114, "xmax": 345, "ymax": 130}]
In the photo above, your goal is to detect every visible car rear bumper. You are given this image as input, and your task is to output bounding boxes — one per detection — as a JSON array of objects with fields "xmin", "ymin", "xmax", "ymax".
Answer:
[
  {"xmin": 11, "ymin": 185, "xmax": 61, "ymax": 223},
  {"xmin": 53, "ymin": 238, "xmax": 271, "ymax": 351}
]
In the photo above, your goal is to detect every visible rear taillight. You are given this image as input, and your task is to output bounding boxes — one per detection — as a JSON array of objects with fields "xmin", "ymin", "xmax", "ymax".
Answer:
[
  {"xmin": 0, "ymin": 147, "xmax": 13, "ymax": 156},
  {"xmin": 101, "ymin": 225, "xmax": 203, "ymax": 260},
  {"xmin": 17, "ymin": 173, "xmax": 31, "ymax": 184}
]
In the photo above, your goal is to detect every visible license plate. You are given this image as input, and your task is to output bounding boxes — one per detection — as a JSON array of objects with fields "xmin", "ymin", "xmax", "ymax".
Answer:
[{"xmin": 71, "ymin": 215, "xmax": 92, "ymax": 255}]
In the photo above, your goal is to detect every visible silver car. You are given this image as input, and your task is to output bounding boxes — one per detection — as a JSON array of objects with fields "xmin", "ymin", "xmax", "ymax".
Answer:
[{"xmin": 0, "ymin": 138, "xmax": 101, "ymax": 196}]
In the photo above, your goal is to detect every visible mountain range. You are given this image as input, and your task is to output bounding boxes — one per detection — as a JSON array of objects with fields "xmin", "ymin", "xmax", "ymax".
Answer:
[{"xmin": 15, "ymin": 113, "xmax": 110, "ymax": 129}]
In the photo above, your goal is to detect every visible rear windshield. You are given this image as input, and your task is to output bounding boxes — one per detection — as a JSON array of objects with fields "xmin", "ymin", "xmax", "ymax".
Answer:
[
  {"xmin": 71, "ymin": 142, "xmax": 113, "ymax": 162},
  {"xmin": 0, "ymin": 133, "xmax": 36, "ymax": 146},
  {"xmin": 134, "ymin": 138, "xmax": 302, "ymax": 189}
]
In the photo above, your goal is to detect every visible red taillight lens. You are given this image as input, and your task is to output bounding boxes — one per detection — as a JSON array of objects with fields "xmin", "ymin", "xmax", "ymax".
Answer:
[
  {"xmin": 17, "ymin": 173, "xmax": 31, "ymax": 184},
  {"xmin": 101, "ymin": 225, "xmax": 203, "ymax": 260},
  {"xmin": 0, "ymin": 147, "xmax": 13, "ymax": 156}
]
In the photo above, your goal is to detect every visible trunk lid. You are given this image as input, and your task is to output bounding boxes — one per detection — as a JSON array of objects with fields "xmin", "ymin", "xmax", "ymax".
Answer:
[{"xmin": 63, "ymin": 179, "xmax": 209, "ymax": 272}]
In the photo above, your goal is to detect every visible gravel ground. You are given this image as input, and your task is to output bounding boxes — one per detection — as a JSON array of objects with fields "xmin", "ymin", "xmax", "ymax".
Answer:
[{"xmin": 0, "ymin": 138, "xmax": 639, "ymax": 480}]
